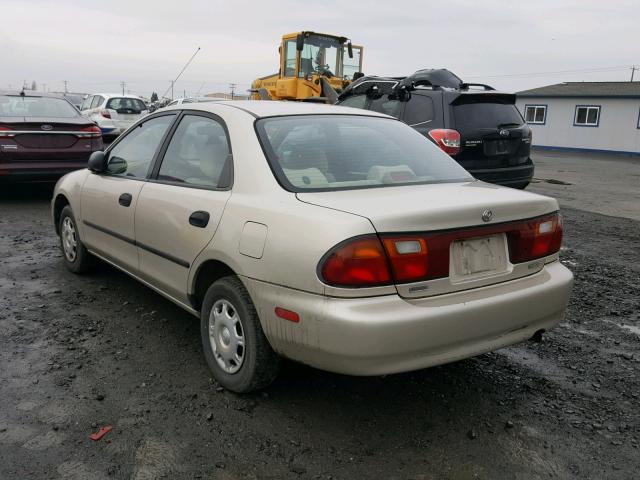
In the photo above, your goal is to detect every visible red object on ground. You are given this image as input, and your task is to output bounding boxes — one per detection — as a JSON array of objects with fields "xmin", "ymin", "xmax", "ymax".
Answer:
[{"xmin": 89, "ymin": 425, "xmax": 112, "ymax": 441}]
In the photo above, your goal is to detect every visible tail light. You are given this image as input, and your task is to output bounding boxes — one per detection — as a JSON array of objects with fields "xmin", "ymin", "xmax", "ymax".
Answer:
[
  {"xmin": 100, "ymin": 110, "xmax": 111, "ymax": 119},
  {"xmin": 77, "ymin": 125, "xmax": 103, "ymax": 138},
  {"xmin": 428, "ymin": 129, "xmax": 461, "ymax": 155},
  {"xmin": 0, "ymin": 126, "xmax": 14, "ymax": 138},
  {"xmin": 319, "ymin": 213, "xmax": 563, "ymax": 288}
]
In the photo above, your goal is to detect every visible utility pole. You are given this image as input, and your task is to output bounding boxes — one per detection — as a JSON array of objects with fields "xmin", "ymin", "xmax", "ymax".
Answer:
[
  {"xmin": 229, "ymin": 83, "xmax": 237, "ymax": 100},
  {"xmin": 632, "ymin": 66, "xmax": 638, "ymax": 82},
  {"xmin": 120, "ymin": 81, "xmax": 126, "ymax": 95},
  {"xmin": 63, "ymin": 80, "xmax": 68, "ymax": 93}
]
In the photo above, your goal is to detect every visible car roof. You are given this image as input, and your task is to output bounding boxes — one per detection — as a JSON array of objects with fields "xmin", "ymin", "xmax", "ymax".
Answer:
[
  {"xmin": 0, "ymin": 90, "xmax": 75, "ymax": 98},
  {"xmin": 92, "ymin": 93, "xmax": 144, "ymax": 99},
  {"xmin": 164, "ymin": 100, "xmax": 391, "ymax": 119}
]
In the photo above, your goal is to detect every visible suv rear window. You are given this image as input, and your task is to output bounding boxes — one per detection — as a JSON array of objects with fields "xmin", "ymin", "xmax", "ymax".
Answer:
[
  {"xmin": 0, "ymin": 95, "xmax": 79, "ymax": 118},
  {"xmin": 256, "ymin": 115, "xmax": 472, "ymax": 192},
  {"xmin": 453, "ymin": 102, "xmax": 523, "ymax": 130},
  {"xmin": 106, "ymin": 97, "xmax": 146, "ymax": 114}
]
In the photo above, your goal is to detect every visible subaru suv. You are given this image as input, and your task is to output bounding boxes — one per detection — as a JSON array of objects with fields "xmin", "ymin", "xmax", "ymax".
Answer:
[{"xmin": 338, "ymin": 69, "xmax": 534, "ymax": 189}]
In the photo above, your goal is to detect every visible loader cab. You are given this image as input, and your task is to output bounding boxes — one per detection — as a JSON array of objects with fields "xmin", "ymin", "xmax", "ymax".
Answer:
[{"xmin": 276, "ymin": 32, "xmax": 363, "ymax": 100}]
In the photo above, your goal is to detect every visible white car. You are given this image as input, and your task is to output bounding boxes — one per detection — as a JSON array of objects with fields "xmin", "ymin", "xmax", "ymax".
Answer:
[
  {"xmin": 80, "ymin": 93, "xmax": 148, "ymax": 140},
  {"xmin": 51, "ymin": 101, "xmax": 573, "ymax": 392},
  {"xmin": 163, "ymin": 97, "xmax": 223, "ymax": 107}
]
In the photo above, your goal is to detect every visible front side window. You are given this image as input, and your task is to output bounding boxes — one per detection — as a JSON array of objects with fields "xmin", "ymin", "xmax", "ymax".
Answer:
[
  {"xmin": 524, "ymin": 105, "xmax": 547, "ymax": 124},
  {"xmin": 298, "ymin": 35, "xmax": 340, "ymax": 78},
  {"xmin": 106, "ymin": 114, "xmax": 175, "ymax": 178},
  {"xmin": 81, "ymin": 96, "xmax": 93, "ymax": 111},
  {"xmin": 342, "ymin": 46, "xmax": 362, "ymax": 81},
  {"xmin": 157, "ymin": 115, "xmax": 231, "ymax": 188},
  {"xmin": 90, "ymin": 96, "xmax": 103, "ymax": 109},
  {"xmin": 574, "ymin": 105, "xmax": 600, "ymax": 126},
  {"xmin": 0, "ymin": 95, "xmax": 80, "ymax": 118},
  {"xmin": 256, "ymin": 115, "xmax": 472, "ymax": 192},
  {"xmin": 339, "ymin": 94, "xmax": 367, "ymax": 110}
]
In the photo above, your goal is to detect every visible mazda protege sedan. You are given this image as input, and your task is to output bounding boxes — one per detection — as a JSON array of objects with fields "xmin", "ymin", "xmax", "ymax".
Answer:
[{"xmin": 51, "ymin": 101, "xmax": 573, "ymax": 392}]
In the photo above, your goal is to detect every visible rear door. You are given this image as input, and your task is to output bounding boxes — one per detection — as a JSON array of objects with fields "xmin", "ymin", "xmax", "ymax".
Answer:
[
  {"xmin": 134, "ymin": 112, "xmax": 232, "ymax": 303},
  {"xmin": 449, "ymin": 93, "xmax": 531, "ymax": 170},
  {"xmin": 80, "ymin": 113, "xmax": 177, "ymax": 272}
]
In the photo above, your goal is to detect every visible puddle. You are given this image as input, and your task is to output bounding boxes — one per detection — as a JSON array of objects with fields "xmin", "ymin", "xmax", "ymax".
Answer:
[{"xmin": 603, "ymin": 320, "xmax": 640, "ymax": 336}]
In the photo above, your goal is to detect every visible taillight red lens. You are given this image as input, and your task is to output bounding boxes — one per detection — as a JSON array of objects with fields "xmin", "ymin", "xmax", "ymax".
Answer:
[
  {"xmin": 81, "ymin": 125, "xmax": 102, "ymax": 134},
  {"xmin": 320, "ymin": 236, "xmax": 391, "ymax": 287},
  {"xmin": 100, "ymin": 110, "xmax": 111, "ymax": 119},
  {"xmin": 382, "ymin": 237, "xmax": 428, "ymax": 282},
  {"xmin": 509, "ymin": 213, "xmax": 563, "ymax": 263},
  {"xmin": 0, "ymin": 126, "xmax": 13, "ymax": 138},
  {"xmin": 428, "ymin": 129, "xmax": 461, "ymax": 155}
]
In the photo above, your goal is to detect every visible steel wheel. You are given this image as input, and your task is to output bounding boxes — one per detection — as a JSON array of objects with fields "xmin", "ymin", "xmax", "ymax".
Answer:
[
  {"xmin": 209, "ymin": 299, "xmax": 245, "ymax": 374},
  {"xmin": 61, "ymin": 216, "xmax": 77, "ymax": 262}
]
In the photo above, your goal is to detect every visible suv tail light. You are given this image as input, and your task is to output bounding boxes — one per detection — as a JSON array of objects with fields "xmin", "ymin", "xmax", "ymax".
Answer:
[
  {"xmin": 428, "ymin": 129, "xmax": 461, "ymax": 155},
  {"xmin": 77, "ymin": 125, "xmax": 102, "ymax": 138},
  {"xmin": 318, "ymin": 213, "xmax": 563, "ymax": 288},
  {"xmin": 100, "ymin": 110, "xmax": 112, "ymax": 119}
]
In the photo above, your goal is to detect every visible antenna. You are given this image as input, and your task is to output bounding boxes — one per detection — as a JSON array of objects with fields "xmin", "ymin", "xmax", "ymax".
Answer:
[{"xmin": 160, "ymin": 47, "xmax": 202, "ymax": 100}]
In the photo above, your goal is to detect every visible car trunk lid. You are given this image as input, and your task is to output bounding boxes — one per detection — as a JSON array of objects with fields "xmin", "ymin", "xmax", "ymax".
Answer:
[{"xmin": 298, "ymin": 182, "xmax": 558, "ymax": 297}]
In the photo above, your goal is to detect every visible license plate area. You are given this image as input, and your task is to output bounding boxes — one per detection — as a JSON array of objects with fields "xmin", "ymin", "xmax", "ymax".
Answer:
[{"xmin": 449, "ymin": 234, "xmax": 509, "ymax": 283}]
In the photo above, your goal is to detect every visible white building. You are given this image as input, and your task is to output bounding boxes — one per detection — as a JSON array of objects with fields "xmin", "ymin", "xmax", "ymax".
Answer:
[{"xmin": 516, "ymin": 82, "xmax": 640, "ymax": 155}]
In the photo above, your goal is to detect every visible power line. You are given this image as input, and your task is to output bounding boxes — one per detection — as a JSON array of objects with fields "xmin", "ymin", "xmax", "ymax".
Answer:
[{"xmin": 465, "ymin": 65, "xmax": 633, "ymax": 79}]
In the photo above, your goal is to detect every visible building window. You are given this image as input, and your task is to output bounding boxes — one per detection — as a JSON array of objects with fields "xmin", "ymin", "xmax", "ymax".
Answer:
[
  {"xmin": 524, "ymin": 105, "xmax": 547, "ymax": 124},
  {"xmin": 574, "ymin": 105, "xmax": 600, "ymax": 127}
]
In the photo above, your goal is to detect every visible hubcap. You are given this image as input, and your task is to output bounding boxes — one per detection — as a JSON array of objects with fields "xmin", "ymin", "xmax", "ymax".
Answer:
[
  {"xmin": 209, "ymin": 299, "xmax": 245, "ymax": 374},
  {"xmin": 61, "ymin": 217, "xmax": 78, "ymax": 262}
]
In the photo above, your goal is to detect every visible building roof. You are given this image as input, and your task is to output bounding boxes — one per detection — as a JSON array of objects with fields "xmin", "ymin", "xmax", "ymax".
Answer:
[{"xmin": 517, "ymin": 81, "xmax": 640, "ymax": 98}]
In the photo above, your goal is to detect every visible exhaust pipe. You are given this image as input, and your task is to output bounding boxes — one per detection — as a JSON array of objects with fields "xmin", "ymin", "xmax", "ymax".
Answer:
[{"xmin": 530, "ymin": 329, "xmax": 545, "ymax": 343}]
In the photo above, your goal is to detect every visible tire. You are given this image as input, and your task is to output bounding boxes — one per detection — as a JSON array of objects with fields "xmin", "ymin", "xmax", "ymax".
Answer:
[
  {"xmin": 58, "ymin": 205, "xmax": 94, "ymax": 274},
  {"xmin": 200, "ymin": 276, "xmax": 279, "ymax": 393}
]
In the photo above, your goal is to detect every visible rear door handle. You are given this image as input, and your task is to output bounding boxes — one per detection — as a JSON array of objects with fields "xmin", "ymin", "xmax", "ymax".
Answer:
[
  {"xmin": 189, "ymin": 211, "xmax": 210, "ymax": 228},
  {"xmin": 118, "ymin": 193, "xmax": 132, "ymax": 207}
]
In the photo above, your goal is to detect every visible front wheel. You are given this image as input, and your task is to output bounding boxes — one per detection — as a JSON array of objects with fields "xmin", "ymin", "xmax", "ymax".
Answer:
[
  {"xmin": 200, "ymin": 276, "xmax": 279, "ymax": 393},
  {"xmin": 59, "ymin": 206, "xmax": 94, "ymax": 274}
]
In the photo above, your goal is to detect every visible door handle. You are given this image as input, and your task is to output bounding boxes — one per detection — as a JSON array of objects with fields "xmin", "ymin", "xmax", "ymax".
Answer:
[
  {"xmin": 118, "ymin": 193, "xmax": 132, "ymax": 207},
  {"xmin": 189, "ymin": 211, "xmax": 210, "ymax": 228}
]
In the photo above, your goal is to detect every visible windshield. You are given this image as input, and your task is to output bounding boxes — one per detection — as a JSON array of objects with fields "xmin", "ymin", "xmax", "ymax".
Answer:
[
  {"xmin": 256, "ymin": 115, "xmax": 472, "ymax": 192},
  {"xmin": 453, "ymin": 102, "xmax": 523, "ymax": 130},
  {"xmin": 0, "ymin": 95, "xmax": 79, "ymax": 118},
  {"xmin": 106, "ymin": 97, "xmax": 147, "ymax": 114},
  {"xmin": 299, "ymin": 35, "xmax": 341, "ymax": 78}
]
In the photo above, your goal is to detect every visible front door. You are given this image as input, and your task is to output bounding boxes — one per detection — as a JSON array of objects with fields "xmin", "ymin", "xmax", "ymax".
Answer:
[
  {"xmin": 134, "ymin": 113, "xmax": 233, "ymax": 303},
  {"xmin": 80, "ymin": 113, "xmax": 177, "ymax": 272}
]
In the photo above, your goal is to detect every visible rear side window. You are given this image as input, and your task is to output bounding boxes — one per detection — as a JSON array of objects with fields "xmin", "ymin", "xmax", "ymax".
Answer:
[
  {"xmin": 90, "ymin": 96, "xmax": 103, "ymax": 109},
  {"xmin": 403, "ymin": 95, "xmax": 434, "ymax": 125},
  {"xmin": 453, "ymin": 102, "xmax": 523, "ymax": 130},
  {"xmin": 256, "ymin": 115, "xmax": 472, "ymax": 192},
  {"xmin": 157, "ymin": 115, "xmax": 231, "ymax": 188},
  {"xmin": 106, "ymin": 97, "xmax": 146, "ymax": 114},
  {"xmin": 368, "ymin": 97, "xmax": 402, "ymax": 118},
  {"xmin": 0, "ymin": 95, "xmax": 79, "ymax": 118},
  {"xmin": 339, "ymin": 94, "xmax": 367, "ymax": 109}
]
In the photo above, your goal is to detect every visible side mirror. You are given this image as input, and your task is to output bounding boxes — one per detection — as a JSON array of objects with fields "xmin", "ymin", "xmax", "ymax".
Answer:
[
  {"xmin": 347, "ymin": 41, "xmax": 353, "ymax": 59},
  {"xmin": 296, "ymin": 34, "xmax": 305, "ymax": 52},
  {"xmin": 88, "ymin": 151, "xmax": 108, "ymax": 173}
]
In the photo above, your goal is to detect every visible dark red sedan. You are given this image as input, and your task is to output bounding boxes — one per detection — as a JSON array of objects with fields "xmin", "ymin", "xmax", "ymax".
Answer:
[{"xmin": 0, "ymin": 91, "xmax": 103, "ymax": 182}]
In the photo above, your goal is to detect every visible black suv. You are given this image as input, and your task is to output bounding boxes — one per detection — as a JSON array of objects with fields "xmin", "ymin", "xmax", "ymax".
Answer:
[{"xmin": 337, "ymin": 69, "xmax": 534, "ymax": 189}]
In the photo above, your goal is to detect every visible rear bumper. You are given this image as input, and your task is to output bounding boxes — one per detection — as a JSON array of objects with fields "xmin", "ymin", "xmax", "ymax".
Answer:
[
  {"xmin": 243, "ymin": 261, "xmax": 573, "ymax": 376},
  {"xmin": 467, "ymin": 160, "xmax": 534, "ymax": 187},
  {"xmin": 0, "ymin": 161, "xmax": 87, "ymax": 182}
]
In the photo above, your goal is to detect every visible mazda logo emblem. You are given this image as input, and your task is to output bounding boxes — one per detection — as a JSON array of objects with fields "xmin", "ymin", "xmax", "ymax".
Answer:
[
  {"xmin": 482, "ymin": 209, "xmax": 493, "ymax": 222},
  {"xmin": 499, "ymin": 129, "xmax": 509, "ymax": 137},
  {"xmin": 41, "ymin": 124, "xmax": 53, "ymax": 131}
]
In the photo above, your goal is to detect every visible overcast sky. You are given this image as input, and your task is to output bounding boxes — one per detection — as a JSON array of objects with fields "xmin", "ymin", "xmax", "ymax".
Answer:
[{"xmin": 2, "ymin": 0, "xmax": 638, "ymax": 98}]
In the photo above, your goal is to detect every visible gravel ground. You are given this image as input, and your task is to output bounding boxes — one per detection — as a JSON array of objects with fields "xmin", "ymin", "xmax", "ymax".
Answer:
[{"xmin": 0, "ymin": 183, "xmax": 639, "ymax": 479}]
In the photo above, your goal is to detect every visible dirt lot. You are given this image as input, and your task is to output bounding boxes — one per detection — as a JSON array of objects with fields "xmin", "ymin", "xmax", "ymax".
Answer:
[{"xmin": 1, "ymin": 154, "xmax": 639, "ymax": 479}]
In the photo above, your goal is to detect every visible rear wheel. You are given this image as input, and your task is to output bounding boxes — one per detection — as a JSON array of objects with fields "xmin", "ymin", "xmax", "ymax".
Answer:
[
  {"xmin": 59, "ymin": 206, "xmax": 94, "ymax": 273},
  {"xmin": 200, "ymin": 276, "xmax": 279, "ymax": 393}
]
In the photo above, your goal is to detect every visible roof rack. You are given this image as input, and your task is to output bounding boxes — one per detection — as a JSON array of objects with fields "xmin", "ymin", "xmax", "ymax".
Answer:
[{"xmin": 459, "ymin": 82, "xmax": 495, "ymax": 91}]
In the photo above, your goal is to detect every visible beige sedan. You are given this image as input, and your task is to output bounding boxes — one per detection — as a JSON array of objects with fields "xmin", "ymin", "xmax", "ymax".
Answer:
[{"xmin": 52, "ymin": 101, "xmax": 573, "ymax": 392}]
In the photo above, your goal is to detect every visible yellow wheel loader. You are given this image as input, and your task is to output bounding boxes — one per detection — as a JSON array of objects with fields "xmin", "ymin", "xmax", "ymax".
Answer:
[{"xmin": 251, "ymin": 31, "xmax": 363, "ymax": 103}]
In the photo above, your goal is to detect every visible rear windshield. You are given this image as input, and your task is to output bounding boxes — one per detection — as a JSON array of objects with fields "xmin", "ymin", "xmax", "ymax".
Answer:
[
  {"xmin": 106, "ymin": 97, "xmax": 146, "ymax": 114},
  {"xmin": 0, "ymin": 95, "xmax": 79, "ymax": 118},
  {"xmin": 453, "ymin": 102, "xmax": 523, "ymax": 130},
  {"xmin": 255, "ymin": 115, "xmax": 472, "ymax": 192}
]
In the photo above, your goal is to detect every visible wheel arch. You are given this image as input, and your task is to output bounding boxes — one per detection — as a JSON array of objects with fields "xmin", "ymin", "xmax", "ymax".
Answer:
[
  {"xmin": 190, "ymin": 259, "xmax": 238, "ymax": 311},
  {"xmin": 53, "ymin": 193, "xmax": 71, "ymax": 235}
]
